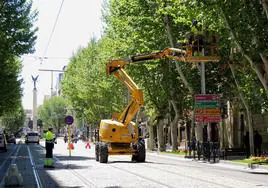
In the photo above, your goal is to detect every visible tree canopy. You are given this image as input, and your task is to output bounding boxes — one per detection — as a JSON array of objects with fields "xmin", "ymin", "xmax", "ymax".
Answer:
[
  {"xmin": 0, "ymin": 103, "xmax": 25, "ymax": 134},
  {"xmin": 0, "ymin": 0, "xmax": 37, "ymax": 115},
  {"xmin": 37, "ymin": 96, "xmax": 68, "ymax": 132},
  {"xmin": 61, "ymin": 0, "xmax": 268, "ymax": 152}
]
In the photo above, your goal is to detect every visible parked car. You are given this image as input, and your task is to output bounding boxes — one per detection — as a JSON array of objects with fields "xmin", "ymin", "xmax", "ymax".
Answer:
[
  {"xmin": 25, "ymin": 132, "xmax": 40, "ymax": 144},
  {"xmin": 0, "ymin": 133, "xmax": 7, "ymax": 151},
  {"xmin": 7, "ymin": 134, "xmax": 16, "ymax": 144}
]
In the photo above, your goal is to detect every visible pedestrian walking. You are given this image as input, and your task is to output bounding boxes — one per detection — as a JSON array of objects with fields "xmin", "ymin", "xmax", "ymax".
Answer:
[
  {"xmin": 254, "ymin": 130, "xmax": 262, "ymax": 157},
  {"xmin": 44, "ymin": 127, "xmax": 55, "ymax": 168}
]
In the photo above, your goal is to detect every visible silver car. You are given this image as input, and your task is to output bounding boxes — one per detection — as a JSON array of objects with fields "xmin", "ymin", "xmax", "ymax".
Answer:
[{"xmin": 25, "ymin": 132, "xmax": 40, "ymax": 144}]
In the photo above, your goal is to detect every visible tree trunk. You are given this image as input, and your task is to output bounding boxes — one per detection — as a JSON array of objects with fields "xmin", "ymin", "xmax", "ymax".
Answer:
[
  {"xmin": 148, "ymin": 123, "xmax": 154, "ymax": 150},
  {"xmin": 260, "ymin": 53, "xmax": 268, "ymax": 86},
  {"xmin": 170, "ymin": 100, "xmax": 179, "ymax": 151},
  {"xmin": 163, "ymin": 15, "xmax": 197, "ymax": 146},
  {"xmin": 164, "ymin": 16, "xmax": 194, "ymax": 94},
  {"xmin": 229, "ymin": 62, "xmax": 254, "ymax": 155},
  {"xmin": 157, "ymin": 118, "xmax": 166, "ymax": 152}
]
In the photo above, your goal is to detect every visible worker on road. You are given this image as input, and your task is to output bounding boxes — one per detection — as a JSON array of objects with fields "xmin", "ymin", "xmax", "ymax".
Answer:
[{"xmin": 44, "ymin": 127, "xmax": 55, "ymax": 168}]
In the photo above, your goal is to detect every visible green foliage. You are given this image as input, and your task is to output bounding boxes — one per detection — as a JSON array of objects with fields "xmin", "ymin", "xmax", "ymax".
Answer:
[
  {"xmin": 64, "ymin": 0, "xmax": 268, "ymax": 129},
  {"xmin": 62, "ymin": 37, "xmax": 126, "ymax": 125},
  {"xmin": 37, "ymin": 96, "xmax": 68, "ymax": 132},
  {"xmin": 0, "ymin": 0, "xmax": 37, "ymax": 115},
  {"xmin": 199, "ymin": 0, "xmax": 268, "ymax": 113},
  {"xmin": 0, "ymin": 58, "xmax": 23, "ymax": 116},
  {"xmin": 1, "ymin": 103, "xmax": 25, "ymax": 134},
  {"xmin": 0, "ymin": 0, "xmax": 37, "ymax": 57}
]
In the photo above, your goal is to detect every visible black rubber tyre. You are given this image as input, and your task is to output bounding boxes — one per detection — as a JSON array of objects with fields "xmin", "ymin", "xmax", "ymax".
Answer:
[
  {"xmin": 131, "ymin": 154, "xmax": 137, "ymax": 162},
  {"xmin": 131, "ymin": 144, "xmax": 137, "ymax": 162},
  {"xmin": 99, "ymin": 143, "xmax": 108, "ymax": 163},
  {"xmin": 136, "ymin": 141, "xmax": 146, "ymax": 162},
  {"xmin": 95, "ymin": 142, "xmax": 100, "ymax": 161}
]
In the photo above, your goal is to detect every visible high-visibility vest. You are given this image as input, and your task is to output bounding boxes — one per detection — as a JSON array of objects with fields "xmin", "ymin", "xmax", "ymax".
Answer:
[{"xmin": 45, "ymin": 131, "xmax": 54, "ymax": 141}]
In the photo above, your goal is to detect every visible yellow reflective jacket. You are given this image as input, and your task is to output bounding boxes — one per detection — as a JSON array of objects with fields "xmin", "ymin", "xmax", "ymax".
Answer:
[{"xmin": 45, "ymin": 131, "xmax": 54, "ymax": 141}]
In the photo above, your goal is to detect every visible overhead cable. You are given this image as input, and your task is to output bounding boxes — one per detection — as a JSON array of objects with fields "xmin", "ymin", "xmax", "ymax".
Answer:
[{"xmin": 41, "ymin": 0, "xmax": 65, "ymax": 64}]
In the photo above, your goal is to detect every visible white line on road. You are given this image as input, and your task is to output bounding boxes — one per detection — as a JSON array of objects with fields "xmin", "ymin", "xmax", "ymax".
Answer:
[
  {"xmin": 27, "ymin": 146, "xmax": 43, "ymax": 188},
  {"xmin": 0, "ymin": 144, "xmax": 19, "ymax": 171},
  {"xmin": 0, "ymin": 145, "xmax": 20, "ymax": 185}
]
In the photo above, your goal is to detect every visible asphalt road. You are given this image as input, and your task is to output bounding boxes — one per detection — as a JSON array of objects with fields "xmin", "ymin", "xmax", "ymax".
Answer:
[{"xmin": 0, "ymin": 138, "xmax": 268, "ymax": 188}]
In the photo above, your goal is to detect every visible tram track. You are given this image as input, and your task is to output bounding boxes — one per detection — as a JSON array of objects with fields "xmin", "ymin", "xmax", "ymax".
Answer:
[
  {"xmin": 145, "ymin": 154, "xmax": 268, "ymax": 187},
  {"xmin": 0, "ymin": 144, "xmax": 20, "ymax": 184},
  {"xmin": 109, "ymin": 155, "xmax": 234, "ymax": 188},
  {"xmin": 53, "ymin": 156, "xmax": 97, "ymax": 188},
  {"xmin": 109, "ymin": 162, "xmax": 175, "ymax": 188},
  {"xmin": 27, "ymin": 145, "xmax": 43, "ymax": 188},
  {"xmin": 0, "ymin": 144, "xmax": 44, "ymax": 188}
]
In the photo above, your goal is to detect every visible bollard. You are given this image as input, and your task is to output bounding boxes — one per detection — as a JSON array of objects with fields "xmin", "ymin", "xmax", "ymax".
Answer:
[{"xmin": 4, "ymin": 164, "xmax": 23, "ymax": 186}]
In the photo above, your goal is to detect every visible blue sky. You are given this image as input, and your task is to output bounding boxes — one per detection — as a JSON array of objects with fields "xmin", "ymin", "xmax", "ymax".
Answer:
[{"xmin": 21, "ymin": 0, "xmax": 103, "ymax": 109}]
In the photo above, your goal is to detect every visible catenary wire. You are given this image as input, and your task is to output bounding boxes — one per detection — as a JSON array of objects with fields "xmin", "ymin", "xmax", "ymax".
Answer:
[{"xmin": 40, "ymin": 0, "xmax": 65, "ymax": 64}]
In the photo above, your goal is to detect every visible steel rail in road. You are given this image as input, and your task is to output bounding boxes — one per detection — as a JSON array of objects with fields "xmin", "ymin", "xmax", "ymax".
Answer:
[
  {"xmin": 27, "ymin": 145, "xmax": 42, "ymax": 188},
  {"xmin": 110, "ymin": 162, "xmax": 174, "ymax": 188},
  {"xmin": 53, "ymin": 155, "xmax": 97, "ymax": 187},
  {"xmin": 110, "ymin": 155, "xmax": 234, "ymax": 188},
  {"xmin": 0, "ymin": 145, "xmax": 19, "ymax": 170},
  {"xmin": 0, "ymin": 145, "xmax": 20, "ymax": 184}
]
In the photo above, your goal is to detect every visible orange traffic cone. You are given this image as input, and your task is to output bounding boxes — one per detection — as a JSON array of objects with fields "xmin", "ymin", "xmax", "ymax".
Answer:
[{"xmin": 85, "ymin": 142, "xmax": 91, "ymax": 149}]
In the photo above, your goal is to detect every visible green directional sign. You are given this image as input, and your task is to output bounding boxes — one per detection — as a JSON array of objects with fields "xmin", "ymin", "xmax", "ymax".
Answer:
[{"xmin": 195, "ymin": 101, "xmax": 219, "ymax": 108}]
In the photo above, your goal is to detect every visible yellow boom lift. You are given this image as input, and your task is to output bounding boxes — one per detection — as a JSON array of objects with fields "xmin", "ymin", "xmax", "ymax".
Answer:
[{"xmin": 95, "ymin": 46, "xmax": 220, "ymax": 163}]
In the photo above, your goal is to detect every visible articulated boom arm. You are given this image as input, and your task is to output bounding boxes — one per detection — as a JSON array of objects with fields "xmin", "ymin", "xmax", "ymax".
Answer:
[{"xmin": 106, "ymin": 48, "xmax": 220, "ymax": 127}]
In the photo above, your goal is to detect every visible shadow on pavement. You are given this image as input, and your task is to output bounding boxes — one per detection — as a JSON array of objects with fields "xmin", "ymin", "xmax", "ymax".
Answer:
[
  {"xmin": 53, "ymin": 163, "xmax": 89, "ymax": 170},
  {"xmin": 55, "ymin": 155, "xmax": 94, "ymax": 161},
  {"xmin": 108, "ymin": 160, "xmax": 177, "ymax": 166}
]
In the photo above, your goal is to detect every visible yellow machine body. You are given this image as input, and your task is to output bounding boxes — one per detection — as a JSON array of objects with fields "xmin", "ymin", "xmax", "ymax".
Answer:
[
  {"xmin": 99, "ymin": 119, "xmax": 138, "ymax": 144},
  {"xmin": 99, "ymin": 119, "xmax": 138, "ymax": 155},
  {"xmin": 96, "ymin": 44, "xmax": 220, "ymax": 162}
]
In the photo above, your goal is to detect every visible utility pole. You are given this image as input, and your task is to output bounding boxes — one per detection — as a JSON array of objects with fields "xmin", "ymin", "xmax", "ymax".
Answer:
[
  {"xmin": 38, "ymin": 69, "xmax": 64, "ymax": 97},
  {"xmin": 196, "ymin": 49, "xmax": 206, "ymax": 142}
]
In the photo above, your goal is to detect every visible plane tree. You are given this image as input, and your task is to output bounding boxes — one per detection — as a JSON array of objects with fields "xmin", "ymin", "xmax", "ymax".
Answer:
[
  {"xmin": 0, "ymin": 0, "xmax": 37, "ymax": 115},
  {"xmin": 61, "ymin": 37, "xmax": 126, "ymax": 127},
  {"xmin": 37, "ymin": 96, "xmax": 68, "ymax": 133}
]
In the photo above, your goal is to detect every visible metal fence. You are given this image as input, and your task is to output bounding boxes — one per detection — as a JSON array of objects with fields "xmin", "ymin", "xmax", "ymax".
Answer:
[{"xmin": 186, "ymin": 141, "xmax": 220, "ymax": 163}]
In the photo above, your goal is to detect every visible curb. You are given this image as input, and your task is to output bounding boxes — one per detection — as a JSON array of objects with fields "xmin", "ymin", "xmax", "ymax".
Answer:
[{"xmin": 149, "ymin": 150, "xmax": 268, "ymax": 172}]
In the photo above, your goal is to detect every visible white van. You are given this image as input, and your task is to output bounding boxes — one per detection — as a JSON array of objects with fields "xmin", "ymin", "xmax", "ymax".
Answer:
[
  {"xmin": 25, "ymin": 132, "xmax": 40, "ymax": 144},
  {"xmin": 0, "ymin": 133, "xmax": 7, "ymax": 151}
]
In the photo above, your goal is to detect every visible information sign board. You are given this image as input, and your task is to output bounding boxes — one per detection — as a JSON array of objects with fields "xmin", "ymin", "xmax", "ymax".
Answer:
[{"xmin": 194, "ymin": 94, "xmax": 221, "ymax": 123}]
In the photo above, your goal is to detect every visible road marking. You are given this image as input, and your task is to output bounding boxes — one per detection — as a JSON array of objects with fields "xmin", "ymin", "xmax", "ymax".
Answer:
[
  {"xmin": 0, "ymin": 145, "xmax": 20, "ymax": 185},
  {"xmin": 27, "ymin": 146, "xmax": 43, "ymax": 188},
  {"xmin": 0, "ymin": 144, "xmax": 19, "ymax": 171}
]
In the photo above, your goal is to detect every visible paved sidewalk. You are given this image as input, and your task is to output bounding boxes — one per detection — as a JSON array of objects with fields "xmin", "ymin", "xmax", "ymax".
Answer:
[{"xmin": 147, "ymin": 150, "xmax": 268, "ymax": 174}]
